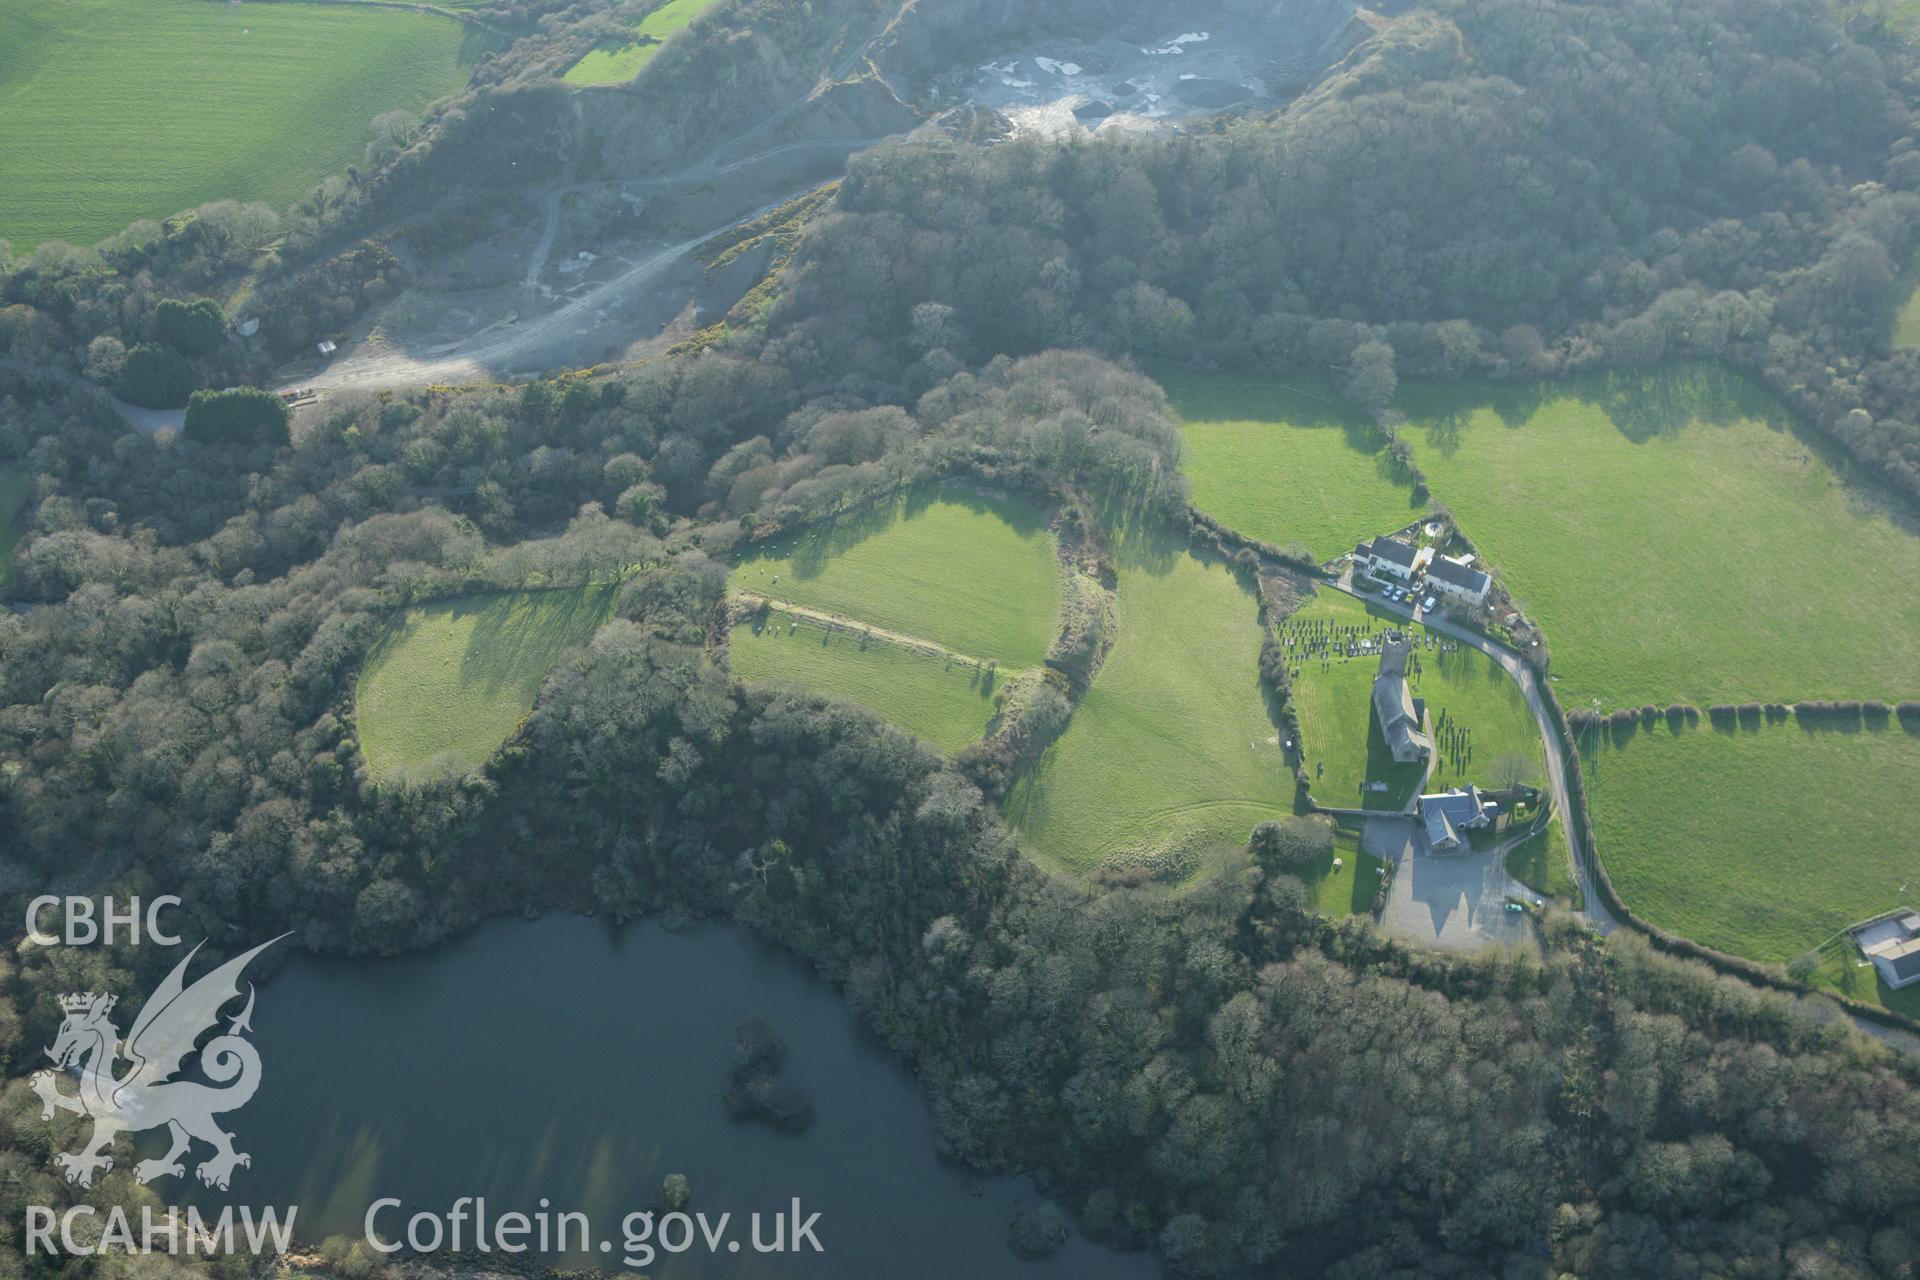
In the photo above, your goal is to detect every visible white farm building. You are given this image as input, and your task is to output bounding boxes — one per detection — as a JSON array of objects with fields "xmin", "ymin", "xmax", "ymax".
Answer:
[
  {"xmin": 1354, "ymin": 536, "xmax": 1423, "ymax": 582},
  {"xmin": 1426, "ymin": 554, "xmax": 1491, "ymax": 607}
]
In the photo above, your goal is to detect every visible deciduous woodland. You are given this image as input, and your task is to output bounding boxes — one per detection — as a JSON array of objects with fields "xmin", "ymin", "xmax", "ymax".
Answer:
[{"xmin": 4, "ymin": 0, "xmax": 1920, "ymax": 1277}]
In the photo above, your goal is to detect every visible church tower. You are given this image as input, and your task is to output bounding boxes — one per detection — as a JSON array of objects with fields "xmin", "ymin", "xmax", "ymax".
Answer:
[{"xmin": 1378, "ymin": 631, "xmax": 1412, "ymax": 680}]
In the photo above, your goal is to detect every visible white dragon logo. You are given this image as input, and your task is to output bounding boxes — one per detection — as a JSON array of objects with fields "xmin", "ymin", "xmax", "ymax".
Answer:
[{"xmin": 30, "ymin": 936, "xmax": 287, "ymax": 1191}]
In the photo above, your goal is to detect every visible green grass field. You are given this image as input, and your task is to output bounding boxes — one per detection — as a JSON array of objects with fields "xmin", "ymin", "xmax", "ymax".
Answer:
[
  {"xmin": 0, "ymin": 469, "xmax": 28, "ymax": 593},
  {"xmin": 561, "ymin": 0, "xmax": 722, "ymax": 86},
  {"xmin": 1301, "ymin": 827, "xmax": 1388, "ymax": 917},
  {"xmin": 1003, "ymin": 537, "xmax": 1288, "ymax": 882},
  {"xmin": 1164, "ymin": 370, "xmax": 1424, "ymax": 561},
  {"xmin": 561, "ymin": 41, "xmax": 660, "ymax": 86},
  {"xmin": 1281, "ymin": 588, "xmax": 1544, "ymax": 811},
  {"xmin": 0, "ymin": 0, "xmax": 483, "ymax": 248},
  {"xmin": 355, "ymin": 585, "xmax": 616, "ymax": 778},
  {"xmin": 729, "ymin": 610, "xmax": 1000, "ymax": 752},
  {"xmin": 1399, "ymin": 366, "xmax": 1920, "ymax": 709},
  {"xmin": 1584, "ymin": 714, "xmax": 1920, "ymax": 969},
  {"xmin": 1504, "ymin": 816, "xmax": 1580, "ymax": 910},
  {"xmin": 729, "ymin": 488, "xmax": 1063, "ymax": 668}
]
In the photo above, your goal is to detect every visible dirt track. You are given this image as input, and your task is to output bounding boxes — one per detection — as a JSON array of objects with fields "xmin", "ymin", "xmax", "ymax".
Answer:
[{"xmin": 733, "ymin": 593, "xmax": 1000, "ymax": 671}]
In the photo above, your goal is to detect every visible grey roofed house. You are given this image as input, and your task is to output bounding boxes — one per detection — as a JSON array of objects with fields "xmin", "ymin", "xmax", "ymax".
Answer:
[
  {"xmin": 1371, "ymin": 633, "xmax": 1433, "ymax": 764},
  {"xmin": 1418, "ymin": 786, "xmax": 1494, "ymax": 852},
  {"xmin": 1426, "ymin": 554, "xmax": 1491, "ymax": 599},
  {"xmin": 1358, "ymin": 536, "xmax": 1419, "ymax": 571}
]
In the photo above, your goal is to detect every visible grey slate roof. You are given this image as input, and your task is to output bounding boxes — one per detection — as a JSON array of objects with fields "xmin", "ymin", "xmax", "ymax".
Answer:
[
  {"xmin": 1373, "ymin": 674, "xmax": 1432, "ymax": 762},
  {"xmin": 1422, "ymin": 804, "xmax": 1460, "ymax": 849},
  {"xmin": 1427, "ymin": 556, "xmax": 1490, "ymax": 592},
  {"xmin": 1361, "ymin": 536, "xmax": 1418, "ymax": 568}
]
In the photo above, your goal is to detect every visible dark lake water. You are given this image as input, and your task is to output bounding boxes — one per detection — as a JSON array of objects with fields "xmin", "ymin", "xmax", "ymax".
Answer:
[{"xmin": 185, "ymin": 914, "xmax": 1158, "ymax": 1279}]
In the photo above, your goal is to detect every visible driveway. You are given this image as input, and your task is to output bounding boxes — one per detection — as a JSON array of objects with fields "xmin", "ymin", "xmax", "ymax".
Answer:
[{"xmin": 1368, "ymin": 816, "xmax": 1537, "ymax": 952}]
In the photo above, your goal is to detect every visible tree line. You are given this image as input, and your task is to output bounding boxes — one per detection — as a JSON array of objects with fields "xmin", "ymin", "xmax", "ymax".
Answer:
[{"xmin": 750, "ymin": 0, "xmax": 1920, "ymax": 501}]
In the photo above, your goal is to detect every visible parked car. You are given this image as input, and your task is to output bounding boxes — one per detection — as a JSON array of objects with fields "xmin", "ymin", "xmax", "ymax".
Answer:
[{"xmin": 1423, "ymin": 595, "xmax": 1437, "ymax": 611}]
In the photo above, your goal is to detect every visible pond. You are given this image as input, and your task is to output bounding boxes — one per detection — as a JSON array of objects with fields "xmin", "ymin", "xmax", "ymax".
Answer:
[{"xmin": 188, "ymin": 914, "xmax": 1158, "ymax": 1278}]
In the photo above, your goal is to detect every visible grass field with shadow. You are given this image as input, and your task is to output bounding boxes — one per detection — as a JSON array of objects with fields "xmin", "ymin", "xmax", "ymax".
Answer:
[
  {"xmin": 355, "ymin": 584, "xmax": 617, "ymax": 778},
  {"xmin": 1584, "ymin": 709, "xmax": 1920, "ymax": 970}
]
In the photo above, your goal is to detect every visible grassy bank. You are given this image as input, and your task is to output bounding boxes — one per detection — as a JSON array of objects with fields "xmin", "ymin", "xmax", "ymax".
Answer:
[
  {"xmin": 561, "ymin": 0, "xmax": 722, "ymax": 86},
  {"xmin": 1004, "ymin": 538, "xmax": 1286, "ymax": 883}
]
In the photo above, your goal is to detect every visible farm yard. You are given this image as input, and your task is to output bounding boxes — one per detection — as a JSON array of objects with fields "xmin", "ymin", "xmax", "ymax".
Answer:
[
  {"xmin": 0, "ymin": 0, "xmax": 484, "ymax": 248},
  {"xmin": 1399, "ymin": 366, "xmax": 1920, "ymax": 710},
  {"xmin": 0, "ymin": 469, "xmax": 27, "ymax": 592},
  {"xmin": 1164, "ymin": 370, "xmax": 1424, "ymax": 561},
  {"xmin": 561, "ymin": 0, "xmax": 722, "ymax": 86},
  {"xmin": 1280, "ymin": 589, "xmax": 1544, "ymax": 812},
  {"xmin": 1002, "ymin": 538, "xmax": 1287, "ymax": 883},
  {"xmin": 1583, "ymin": 711, "xmax": 1920, "ymax": 978},
  {"xmin": 354, "ymin": 584, "xmax": 617, "ymax": 778},
  {"xmin": 729, "ymin": 609, "xmax": 1000, "ymax": 753},
  {"xmin": 728, "ymin": 488, "xmax": 1063, "ymax": 669}
]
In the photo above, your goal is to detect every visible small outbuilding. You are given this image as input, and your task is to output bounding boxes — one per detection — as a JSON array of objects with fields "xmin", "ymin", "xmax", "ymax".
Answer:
[{"xmin": 316, "ymin": 339, "xmax": 338, "ymax": 357}]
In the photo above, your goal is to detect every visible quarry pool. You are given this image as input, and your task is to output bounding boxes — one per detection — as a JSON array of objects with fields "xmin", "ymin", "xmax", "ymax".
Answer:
[{"xmin": 179, "ymin": 915, "xmax": 1155, "ymax": 1277}]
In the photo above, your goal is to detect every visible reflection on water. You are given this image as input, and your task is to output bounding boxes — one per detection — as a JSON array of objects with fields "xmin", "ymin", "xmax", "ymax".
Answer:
[{"xmin": 187, "ymin": 914, "xmax": 1157, "ymax": 1278}]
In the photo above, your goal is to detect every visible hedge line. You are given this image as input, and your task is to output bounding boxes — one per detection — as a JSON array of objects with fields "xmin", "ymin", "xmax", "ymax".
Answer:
[{"xmin": 1186, "ymin": 507, "xmax": 1327, "ymax": 580}]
